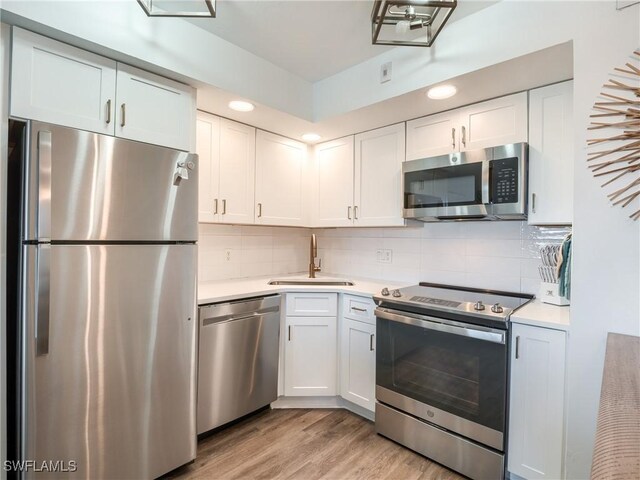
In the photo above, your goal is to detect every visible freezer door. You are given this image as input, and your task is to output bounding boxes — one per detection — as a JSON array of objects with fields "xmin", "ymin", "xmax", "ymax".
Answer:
[
  {"xmin": 25, "ymin": 121, "xmax": 198, "ymax": 242},
  {"xmin": 22, "ymin": 244, "xmax": 197, "ymax": 479}
]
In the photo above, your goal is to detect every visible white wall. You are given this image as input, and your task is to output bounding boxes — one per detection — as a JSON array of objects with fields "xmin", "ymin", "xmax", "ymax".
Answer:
[
  {"xmin": 198, "ymin": 225, "xmax": 311, "ymax": 283},
  {"xmin": 316, "ymin": 222, "xmax": 570, "ymax": 294}
]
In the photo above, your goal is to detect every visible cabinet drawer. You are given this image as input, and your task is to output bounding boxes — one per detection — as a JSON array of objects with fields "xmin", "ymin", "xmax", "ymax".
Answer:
[
  {"xmin": 342, "ymin": 294, "xmax": 376, "ymax": 325},
  {"xmin": 286, "ymin": 293, "xmax": 337, "ymax": 317}
]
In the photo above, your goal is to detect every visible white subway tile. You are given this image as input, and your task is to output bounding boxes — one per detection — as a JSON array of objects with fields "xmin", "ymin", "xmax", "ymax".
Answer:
[
  {"xmin": 465, "ymin": 239, "xmax": 522, "ymax": 258},
  {"xmin": 465, "ymin": 255, "xmax": 521, "ymax": 276}
]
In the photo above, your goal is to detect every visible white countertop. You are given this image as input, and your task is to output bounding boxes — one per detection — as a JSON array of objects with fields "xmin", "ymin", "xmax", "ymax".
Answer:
[
  {"xmin": 198, "ymin": 274, "xmax": 405, "ymax": 305},
  {"xmin": 198, "ymin": 275, "xmax": 571, "ymax": 332},
  {"xmin": 510, "ymin": 299, "xmax": 571, "ymax": 332}
]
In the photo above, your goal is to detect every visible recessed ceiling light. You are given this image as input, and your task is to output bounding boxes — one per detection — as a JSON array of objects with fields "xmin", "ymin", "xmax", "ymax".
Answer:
[
  {"xmin": 426, "ymin": 85, "xmax": 457, "ymax": 100},
  {"xmin": 228, "ymin": 100, "xmax": 255, "ymax": 112},
  {"xmin": 302, "ymin": 133, "xmax": 321, "ymax": 142}
]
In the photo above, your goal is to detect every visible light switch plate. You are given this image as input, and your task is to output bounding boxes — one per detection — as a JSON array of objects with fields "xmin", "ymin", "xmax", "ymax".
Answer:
[
  {"xmin": 380, "ymin": 62, "xmax": 392, "ymax": 83},
  {"xmin": 376, "ymin": 249, "xmax": 393, "ymax": 263}
]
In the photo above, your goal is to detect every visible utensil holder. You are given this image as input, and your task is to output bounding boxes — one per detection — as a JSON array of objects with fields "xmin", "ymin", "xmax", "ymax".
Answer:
[{"xmin": 539, "ymin": 282, "xmax": 570, "ymax": 306}]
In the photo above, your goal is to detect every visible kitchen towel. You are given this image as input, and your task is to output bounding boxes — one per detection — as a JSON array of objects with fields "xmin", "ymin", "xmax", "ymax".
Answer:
[{"xmin": 558, "ymin": 233, "xmax": 572, "ymax": 300}]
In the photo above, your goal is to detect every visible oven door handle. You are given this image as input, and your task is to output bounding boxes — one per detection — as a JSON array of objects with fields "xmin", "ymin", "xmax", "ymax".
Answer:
[{"xmin": 375, "ymin": 308, "xmax": 505, "ymax": 344}]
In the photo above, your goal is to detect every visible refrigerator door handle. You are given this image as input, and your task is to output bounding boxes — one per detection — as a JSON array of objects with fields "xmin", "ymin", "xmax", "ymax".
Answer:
[
  {"xmin": 35, "ymin": 245, "xmax": 51, "ymax": 356},
  {"xmin": 38, "ymin": 130, "xmax": 52, "ymax": 241}
]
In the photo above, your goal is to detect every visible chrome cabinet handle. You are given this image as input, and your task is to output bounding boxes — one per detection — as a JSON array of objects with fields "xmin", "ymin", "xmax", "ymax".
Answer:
[
  {"xmin": 451, "ymin": 127, "xmax": 456, "ymax": 149},
  {"xmin": 354, "ymin": 206, "xmax": 359, "ymax": 220},
  {"xmin": 120, "ymin": 103, "xmax": 126, "ymax": 127},
  {"xmin": 106, "ymin": 99, "xmax": 112, "ymax": 124},
  {"xmin": 351, "ymin": 307, "xmax": 367, "ymax": 313},
  {"xmin": 35, "ymin": 245, "xmax": 51, "ymax": 356},
  {"xmin": 348, "ymin": 206, "xmax": 352, "ymax": 220},
  {"xmin": 288, "ymin": 325, "xmax": 292, "ymax": 341},
  {"xmin": 515, "ymin": 336, "xmax": 520, "ymax": 359},
  {"xmin": 222, "ymin": 199, "xmax": 227, "ymax": 215},
  {"xmin": 532, "ymin": 193, "xmax": 536, "ymax": 214},
  {"xmin": 370, "ymin": 334, "xmax": 375, "ymax": 351},
  {"xmin": 462, "ymin": 125, "xmax": 466, "ymax": 147},
  {"xmin": 257, "ymin": 203, "xmax": 262, "ymax": 218},
  {"xmin": 214, "ymin": 199, "xmax": 218, "ymax": 214}
]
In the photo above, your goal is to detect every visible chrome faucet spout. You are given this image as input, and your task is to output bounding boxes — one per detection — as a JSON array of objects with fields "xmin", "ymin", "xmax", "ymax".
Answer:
[{"xmin": 309, "ymin": 234, "xmax": 321, "ymax": 278}]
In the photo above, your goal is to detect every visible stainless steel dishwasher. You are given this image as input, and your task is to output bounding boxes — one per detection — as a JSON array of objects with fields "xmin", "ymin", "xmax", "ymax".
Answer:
[{"xmin": 197, "ymin": 294, "xmax": 281, "ymax": 434}]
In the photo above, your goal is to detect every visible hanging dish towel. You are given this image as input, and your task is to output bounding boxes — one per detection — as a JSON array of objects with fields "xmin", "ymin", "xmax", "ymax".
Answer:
[{"xmin": 558, "ymin": 233, "xmax": 572, "ymax": 300}]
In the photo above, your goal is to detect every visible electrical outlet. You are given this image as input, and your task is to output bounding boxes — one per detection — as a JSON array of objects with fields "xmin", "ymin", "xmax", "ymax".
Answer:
[
  {"xmin": 225, "ymin": 249, "xmax": 232, "ymax": 262},
  {"xmin": 376, "ymin": 249, "xmax": 393, "ymax": 263},
  {"xmin": 380, "ymin": 62, "xmax": 392, "ymax": 83}
]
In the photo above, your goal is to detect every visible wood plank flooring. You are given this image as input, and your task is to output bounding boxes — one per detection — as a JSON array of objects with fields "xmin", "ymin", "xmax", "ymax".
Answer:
[{"xmin": 169, "ymin": 408, "xmax": 465, "ymax": 480}]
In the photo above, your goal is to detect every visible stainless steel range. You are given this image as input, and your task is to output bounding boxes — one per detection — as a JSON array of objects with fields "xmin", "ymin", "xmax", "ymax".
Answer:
[{"xmin": 374, "ymin": 283, "xmax": 533, "ymax": 480}]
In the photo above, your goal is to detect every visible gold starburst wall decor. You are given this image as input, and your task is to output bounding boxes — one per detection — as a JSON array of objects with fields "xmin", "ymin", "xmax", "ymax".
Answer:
[{"xmin": 587, "ymin": 50, "xmax": 640, "ymax": 221}]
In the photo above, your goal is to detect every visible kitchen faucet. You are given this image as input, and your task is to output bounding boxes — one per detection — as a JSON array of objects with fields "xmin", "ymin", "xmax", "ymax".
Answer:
[{"xmin": 309, "ymin": 234, "xmax": 321, "ymax": 278}]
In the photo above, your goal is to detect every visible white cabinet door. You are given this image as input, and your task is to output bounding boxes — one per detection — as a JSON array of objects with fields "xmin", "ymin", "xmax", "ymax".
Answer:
[
  {"xmin": 340, "ymin": 318, "xmax": 376, "ymax": 411},
  {"xmin": 406, "ymin": 110, "xmax": 459, "ymax": 160},
  {"xmin": 196, "ymin": 112, "xmax": 220, "ymax": 223},
  {"xmin": 315, "ymin": 136, "xmax": 355, "ymax": 227},
  {"xmin": 284, "ymin": 316, "xmax": 337, "ymax": 396},
  {"xmin": 460, "ymin": 92, "xmax": 528, "ymax": 151},
  {"xmin": 218, "ymin": 118, "xmax": 256, "ymax": 224},
  {"xmin": 508, "ymin": 324, "xmax": 566, "ymax": 480},
  {"xmin": 354, "ymin": 123, "xmax": 406, "ymax": 227},
  {"xmin": 115, "ymin": 63, "xmax": 195, "ymax": 151},
  {"xmin": 255, "ymin": 130, "xmax": 308, "ymax": 226},
  {"xmin": 10, "ymin": 27, "xmax": 116, "ymax": 135},
  {"xmin": 528, "ymin": 81, "xmax": 574, "ymax": 225}
]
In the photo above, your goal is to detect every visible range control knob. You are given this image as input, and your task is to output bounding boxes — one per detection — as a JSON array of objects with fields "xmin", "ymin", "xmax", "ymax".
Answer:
[
  {"xmin": 381, "ymin": 287, "xmax": 390, "ymax": 296},
  {"xmin": 491, "ymin": 303, "xmax": 504, "ymax": 314},
  {"xmin": 392, "ymin": 289, "xmax": 402, "ymax": 298},
  {"xmin": 474, "ymin": 301, "xmax": 485, "ymax": 311}
]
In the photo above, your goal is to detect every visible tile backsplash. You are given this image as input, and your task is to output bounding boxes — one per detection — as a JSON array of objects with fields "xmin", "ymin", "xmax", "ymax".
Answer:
[
  {"xmin": 198, "ymin": 224, "xmax": 311, "ymax": 283},
  {"xmin": 198, "ymin": 222, "xmax": 571, "ymax": 294},
  {"xmin": 315, "ymin": 221, "xmax": 571, "ymax": 294}
]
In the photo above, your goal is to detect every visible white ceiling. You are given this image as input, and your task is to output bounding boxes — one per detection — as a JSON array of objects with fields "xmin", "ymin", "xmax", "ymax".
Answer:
[{"xmin": 188, "ymin": 0, "xmax": 498, "ymax": 82}]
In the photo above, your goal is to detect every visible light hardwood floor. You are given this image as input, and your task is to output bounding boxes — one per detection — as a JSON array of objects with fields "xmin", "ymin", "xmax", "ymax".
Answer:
[{"xmin": 169, "ymin": 408, "xmax": 465, "ymax": 480}]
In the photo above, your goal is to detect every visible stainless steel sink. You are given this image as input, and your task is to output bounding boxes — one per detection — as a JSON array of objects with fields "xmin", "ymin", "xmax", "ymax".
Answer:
[{"xmin": 268, "ymin": 279, "xmax": 354, "ymax": 286}]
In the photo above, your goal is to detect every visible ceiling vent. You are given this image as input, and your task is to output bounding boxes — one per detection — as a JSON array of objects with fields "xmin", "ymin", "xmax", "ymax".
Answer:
[{"xmin": 137, "ymin": 0, "xmax": 216, "ymax": 18}]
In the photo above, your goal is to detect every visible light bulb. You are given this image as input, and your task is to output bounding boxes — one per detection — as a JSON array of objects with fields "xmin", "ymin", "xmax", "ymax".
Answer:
[{"xmin": 395, "ymin": 20, "xmax": 410, "ymax": 35}]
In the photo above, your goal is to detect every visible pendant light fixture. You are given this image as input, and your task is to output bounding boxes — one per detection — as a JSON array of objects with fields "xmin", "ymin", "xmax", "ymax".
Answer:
[
  {"xmin": 371, "ymin": 0, "xmax": 457, "ymax": 47},
  {"xmin": 137, "ymin": 0, "xmax": 216, "ymax": 18}
]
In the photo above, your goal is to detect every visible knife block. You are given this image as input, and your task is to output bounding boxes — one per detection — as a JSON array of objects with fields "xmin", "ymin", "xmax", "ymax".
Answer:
[{"xmin": 539, "ymin": 282, "xmax": 570, "ymax": 306}]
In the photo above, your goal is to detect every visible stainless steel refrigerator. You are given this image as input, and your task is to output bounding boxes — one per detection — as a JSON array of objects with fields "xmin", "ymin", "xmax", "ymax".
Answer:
[{"xmin": 7, "ymin": 119, "xmax": 198, "ymax": 479}]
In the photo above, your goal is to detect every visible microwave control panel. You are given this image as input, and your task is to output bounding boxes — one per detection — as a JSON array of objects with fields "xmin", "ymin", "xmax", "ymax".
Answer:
[{"xmin": 490, "ymin": 157, "xmax": 519, "ymax": 204}]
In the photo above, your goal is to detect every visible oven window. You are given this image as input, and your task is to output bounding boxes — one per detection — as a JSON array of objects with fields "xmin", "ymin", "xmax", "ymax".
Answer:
[
  {"xmin": 404, "ymin": 163, "xmax": 482, "ymax": 209},
  {"xmin": 377, "ymin": 317, "xmax": 507, "ymax": 433}
]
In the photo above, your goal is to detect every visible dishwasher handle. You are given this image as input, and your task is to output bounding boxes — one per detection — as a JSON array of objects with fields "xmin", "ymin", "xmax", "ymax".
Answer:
[{"xmin": 201, "ymin": 306, "xmax": 279, "ymax": 327}]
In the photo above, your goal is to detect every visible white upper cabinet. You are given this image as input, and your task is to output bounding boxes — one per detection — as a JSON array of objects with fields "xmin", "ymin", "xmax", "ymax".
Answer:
[
  {"xmin": 314, "ymin": 136, "xmax": 355, "ymax": 227},
  {"xmin": 196, "ymin": 112, "xmax": 256, "ymax": 225},
  {"xmin": 406, "ymin": 110, "xmax": 459, "ymax": 160},
  {"xmin": 528, "ymin": 81, "xmax": 574, "ymax": 225},
  {"xmin": 508, "ymin": 323, "xmax": 567, "ymax": 480},
  {"xmin": 10, "ymin": 27, "xmax": 116, "ymax": 135},
  {"xmin": 218, "ymin": 118, "xmax": 256, "ymax": 224},
  {"xmin": 354, "ymin": 123, "xmax": 406, "ymax": 227},
  {"xmin": 10, "ymin": 28, "xmax": 196, "ymax": 152},
  {"xmin": 460, "ymin": 92, "xmax": 528, "ymax": 151},
  {"xmin": 255, "ymin": 130, "xmax": 308, "ymax": 226},
  {"xmin": 196, "ymin": 113, "xmax": 221, "ymax": 223},
  {"xmin": 115, "ymin": 63, "xmax": 196, "ymax": 151},
  {"xmin": 406, "ymin": 92, "xmax": 528, "ymax": 160}
]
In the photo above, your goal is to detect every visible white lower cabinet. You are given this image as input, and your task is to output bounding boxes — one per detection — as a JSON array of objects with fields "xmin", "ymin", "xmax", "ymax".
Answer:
[
  {"xmin": 284, "ymin": 293, "xmax": 337, "ymax": 397},
  {"xmin": 508, "ymin": 323, "xmax": 567, "ymax": 480},
  {"xmin": 340, "ymin": 318, "xmax": 376, "ymax": 411}
]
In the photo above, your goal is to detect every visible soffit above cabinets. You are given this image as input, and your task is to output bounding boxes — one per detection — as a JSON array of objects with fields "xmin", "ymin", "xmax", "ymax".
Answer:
[
  {"xmin": 186, "ymin": 0, "xmax": 498, "ymax": 83},
  {"xmin": 197, "ymin": 41, "xmax": 573, "ymax": 144}
]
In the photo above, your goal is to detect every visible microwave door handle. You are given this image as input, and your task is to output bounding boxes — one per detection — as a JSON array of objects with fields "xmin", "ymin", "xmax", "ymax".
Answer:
[{"xmin": 481, "ymin": 161, "xmax": 490, "ymax": 205}]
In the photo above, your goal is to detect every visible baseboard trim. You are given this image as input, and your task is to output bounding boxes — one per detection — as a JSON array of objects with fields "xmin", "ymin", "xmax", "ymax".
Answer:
[{"xmin": 271, "ymin": 396, "xmax": 375, "ymax": 422}]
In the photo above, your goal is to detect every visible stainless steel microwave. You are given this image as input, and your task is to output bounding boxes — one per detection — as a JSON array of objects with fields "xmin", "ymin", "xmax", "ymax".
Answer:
[{"xmin": 403, "ymin": 143, "xmax": 528, "ymax": 222}]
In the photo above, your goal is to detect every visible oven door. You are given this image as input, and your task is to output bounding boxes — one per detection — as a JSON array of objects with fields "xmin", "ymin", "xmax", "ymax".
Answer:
[
  {"xmin": 403, "ymin": 150, "xmax": 490, "ymax": 220},
  {"xmin": 376, "ymin": 307, "xmax": 508, "ymax": 451}
]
